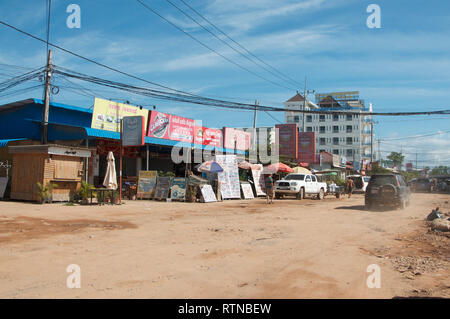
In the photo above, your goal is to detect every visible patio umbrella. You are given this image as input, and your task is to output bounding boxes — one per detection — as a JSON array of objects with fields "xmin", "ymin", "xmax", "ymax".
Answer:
[
  {"xmin": 195, "ymin": 161, "xmax": 224, "ymax": 173},
  {"xmin": 262, "ymin": 163, "xmax": 293, "ymax": 174},
  {"xmin": 103, "ymin": 151, "xmax": 117, "ymax": 190},
  {"xmin": 292, "ymin": 166, "xmax": 311, "ymax": 174},
  {"xmin": 238, "ymin": 160, "xmax": 261, "ymax": 170}
]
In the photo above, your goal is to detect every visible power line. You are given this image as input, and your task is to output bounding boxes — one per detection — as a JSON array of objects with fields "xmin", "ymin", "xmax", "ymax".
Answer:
[
  {"xmin": 135, "ymin": 0, "xmax": 295, "ymax": 91},
  {"xmin": 165, "ymin": 0, "xmax": 301, "ymax": 90},
  {"xmin": 264, "ymin": 111, "xmax": 283, "ymax": 124},
  {"xmin": 379, "ymin": 129, "xmax": 450, "ymax": 141}
]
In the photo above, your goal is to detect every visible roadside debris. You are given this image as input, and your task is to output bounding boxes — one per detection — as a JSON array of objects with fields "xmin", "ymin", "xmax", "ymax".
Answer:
[{"xmin": 426, "ymin": 207, "xmax": 450, "ymax": 232}]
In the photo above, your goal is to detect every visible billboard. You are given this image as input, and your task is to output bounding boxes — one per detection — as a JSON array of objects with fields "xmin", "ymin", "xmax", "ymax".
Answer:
[
  {"xmin": 298, "ymin": 132, "xmax": 316, "ymax": 164},
  {"xmin": 275, "ymin": 124, "xmax": 298, "ymax": 159},
  {"xmin": 194, "ymin": 126, "xmax": 222, "ymax": 147},
  {"xmin": 91, "ymin": 97, "xmax": 149, "ymax": 132},
  {"xmin": 147, "ymin": 111, "xmax": 195, "ymax": 143},
  {"xmin": 223, "ymin": 128, "xmax": 251, "ymax": 151}
]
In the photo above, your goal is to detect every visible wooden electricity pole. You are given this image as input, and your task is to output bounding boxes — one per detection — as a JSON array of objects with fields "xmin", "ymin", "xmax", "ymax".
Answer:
[{"xmin": 41, "ymin": 50, "xmax": 52, "ymax": 144}]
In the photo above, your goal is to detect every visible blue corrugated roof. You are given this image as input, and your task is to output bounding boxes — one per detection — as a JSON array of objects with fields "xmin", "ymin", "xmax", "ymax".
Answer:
[
  {"xmin": 32, "ymin": 98, "xmax": 93, "ymax": 114},
  {"xmin": 0, "ymin": 138, "xmax": 27, "ymax": 148}
]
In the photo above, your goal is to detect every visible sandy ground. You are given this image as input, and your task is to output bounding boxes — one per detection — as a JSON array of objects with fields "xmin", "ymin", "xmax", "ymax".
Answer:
[{"xmin": 0, "ymin": 192, "xmax": 448, "ymax": 299}]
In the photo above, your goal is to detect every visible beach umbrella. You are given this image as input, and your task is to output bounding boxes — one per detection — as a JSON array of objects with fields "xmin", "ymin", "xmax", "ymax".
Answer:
[
  {"xmin": 262, "ymin": 163, "xmax": 293, "ymax": 174},
  {"xmin": 292, "ymin": 166, "xmax": 312, "ymax": 174},
  {"xmin": 195, "ymin": 161, "xmax": 224, "ymax": 173},
  {"xmin": 238, "ymin": 160, "xmax": 261, "ymax": 170},
  {"xmin": 103, "ymin": 151, "xmax": 117, "ymax": 190}
]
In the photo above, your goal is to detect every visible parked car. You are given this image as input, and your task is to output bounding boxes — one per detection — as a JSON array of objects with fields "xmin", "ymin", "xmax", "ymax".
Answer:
[
  {"xmin": 365, "ymin": 174, "xmax": 411, "ymax": 210},
  {"xmin": 408, "ymin": 178, "xmax": 432, "ymax": 192},
  {"xmin": 274, "ymin": 173, "xmax": 328, "ymax": 200},
  {"xmin": 347, "ymin": 175, "xmax": 370, "ymax": 193}
]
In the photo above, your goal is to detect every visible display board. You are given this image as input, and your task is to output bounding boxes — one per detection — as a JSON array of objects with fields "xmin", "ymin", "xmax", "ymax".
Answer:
[
  {"xmin": 241, "ymin": 183, "xmax": 255, "ymax": 199},
  {"xmin": 147, "ymin": 111, "xmax": 195, "ymax": 143},
  {"xmin": 91, "ymin": 98, "xmax": 149, "ymax": 132},
  {"xmin": 122, "ymin": 116, "xmax": 145, "ymax": 146},
  {"xmin": 0, "ymin": 177, "xmax": 8, "ymax": 198},
  {"xmin": 200, "ymin": 184, "xmax": 217, "ymax": 203},
  {"xmin": 170, "ymin": 177, "xmax": 187, "ymax": 201},
  {"xmin": 137, "ymin": 170, "xmax": 157, "ymax": 199},
  {"xmin": 251, "ymin": 164, "xmax": 266, "ymax": 196},
  {"xmin": 154, "ymin": 176, "xmax": 172, "ymax": 200},
  {"xmin": 215, "ymin": 154, "xmax": 241, "ymax": 199}
]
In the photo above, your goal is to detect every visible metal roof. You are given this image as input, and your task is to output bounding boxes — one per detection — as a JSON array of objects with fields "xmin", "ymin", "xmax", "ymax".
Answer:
[{"xmin": 0, "ymin": 138, "xmax": 28, "ymax": 148}]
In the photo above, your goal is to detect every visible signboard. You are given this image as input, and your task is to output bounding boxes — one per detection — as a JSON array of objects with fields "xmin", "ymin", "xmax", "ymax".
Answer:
[
  {"xmin": 406, "ymin": 163, "xmax": 413, "ymax": 171},
  {"xmin": 122, "ymin": 116, "xmax": 145, "ymax": 146},
  {"xmin": 251, "ymin": 164, "xmax": 266, "ymax": 196},
  {"xmin": 147, "ymin": 111, "xmax": 195, "ymax": 143},
  {"xmin": 170, "ymin": 177, "xmax": 187, "ymax": 200},
  {"xmin": 137, "ymin": 170, "xmax": 157, "ymax": 199},
  {"xmin": 241, "ymin": 183, "xmax": 254, "ymax": 199},
  {"xmin": 91, "ymin": 98, "xmax": 149, "ymax": 132},
  {"xmin": 215, "ymin": 154, "xmax": 241, "ymax": 199},
  {"xmin": 298, "ymin": 132, "xmax": 316, "ymax": 164},
  {"xmin": 154, "ymin": 176, "xmax": 172, "ymax": 200},
  {"xmin": 0, "ymin": 177, "xmax": 8, "ymax": 198},
  {"xmin": 275, "ymin": 124, "xmax": 298, "ymax": 159},
  {"xmin": 193, "ymin": 126, "xmax": 222, "ymax": 147},
  {"xmin": 315, "ymin": 91, "xmax": 360, "ymax": 103},
  {"xmin": 200, "ymin": 184, "xmax": 217, "ymax": 203},
  {"xmin": 223, "ymin": 128, "xmax": 251, "ymax": 151}
]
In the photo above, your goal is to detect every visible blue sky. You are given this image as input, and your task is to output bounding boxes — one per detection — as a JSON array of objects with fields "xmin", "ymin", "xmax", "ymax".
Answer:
[{"xmin": 0, "ymin": 0, "xmax": 449, "ymax": 167}]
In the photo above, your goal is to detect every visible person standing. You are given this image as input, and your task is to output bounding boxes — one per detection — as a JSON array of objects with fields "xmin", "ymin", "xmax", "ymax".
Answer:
[
  {"xmin": 346, "ymin": 178, "xmax": 355, "ymax": 198},
  {"xmin": 265, "ymin": 174, "xmax": 274, "ymax": 204}
]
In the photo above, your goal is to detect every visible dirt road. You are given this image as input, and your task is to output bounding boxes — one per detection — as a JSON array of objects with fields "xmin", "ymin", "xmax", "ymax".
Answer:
[{"xmin": 0, "ymin": 193, "xmax": 448, "ymax": 298}]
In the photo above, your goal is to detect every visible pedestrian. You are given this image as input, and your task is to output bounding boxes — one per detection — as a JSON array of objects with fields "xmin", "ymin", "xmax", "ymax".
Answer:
[
  {"xmin": 346, "ymin": 178, "xmax": 355, "ymax": 198},
  {"xmin": 265, "ymin": 174, "xmax": 274, "ymax": 204}
]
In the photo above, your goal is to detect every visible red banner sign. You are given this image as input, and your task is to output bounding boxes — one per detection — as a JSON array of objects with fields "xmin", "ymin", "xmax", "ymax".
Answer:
[
  {"xmin": 298, "ymin": 132, "xmax": 316, "ymax": 164},
  {"xmin": 194, "ymin": 126, "xmax": 222, "ymax": 147},
  {"xmin": 147, "ymin": 111, "xmax": 195, "ymax": 143},
  {"xmin": 275, "ymin": 124, "xmax": 298, "ymax": 159},
  {"xmin": 223, "ymin": 128, "xmax": 251, "ymax": 151}
]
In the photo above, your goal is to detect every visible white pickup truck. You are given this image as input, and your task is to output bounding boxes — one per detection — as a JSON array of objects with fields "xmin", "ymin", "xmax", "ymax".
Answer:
[{"xmin": 274, "ymin": 173, "xmax": 328, "ymax": 200}]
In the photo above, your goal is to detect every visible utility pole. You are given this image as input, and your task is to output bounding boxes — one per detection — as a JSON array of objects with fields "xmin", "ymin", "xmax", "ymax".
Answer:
[
  {"xmin": 253, "ymin": 99, "xmax": 258, "ymax": 151},
  {"xmin": 378, "ymin": 139, "xmax": 381, "ymax": 163},
  {"xmin": 303, "ymin": 77, "xmax": 307, "ymax": 132},
  {"xmin": 41, "ymin": 49, "xmax": 52, "ymax": 144},
  {"xmin": 370, "ymin": 120, "xmax": 374, "ymax": 163}
]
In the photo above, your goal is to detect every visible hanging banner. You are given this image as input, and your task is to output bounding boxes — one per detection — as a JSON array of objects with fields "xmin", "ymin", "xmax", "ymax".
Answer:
[
  {"xmin": 91, "ymin": 98, "xmax": 149, "ymax": 132},
  {"xmin": 137, "ymin": 170, "xmax": 157, "ymax": 199},
  {"xmin": 215, "ymin": 154, "xmax": 240, "ymax": 199},
  {"xmin": 193, "ymin": 126, "xmax": 223, "ymax": 147},
  {"xmin": 223, "ymin": 128, "xmax": 251, "ymax": 151},
  {"xmin": 147, "ymin": 111, "xmax": 195, "ymax": 143},
  {"xmin": 200, "ymin": 184, "xmax": 217, "ymax": 203},
  {"xmin": 241, "ymin": 183, "xmax": 255, "ymax": 199},
  {"xmin": 298, "ymin": 132, "xmax": 316, "ymax": 164},
  {"xmin": 275, "ymin": 124, "xmax": 298, "ymax": 159},
  {"xmin": 122, "ymin": 116, "xmax": 145, "ymax": 146},
  {"xmin": 251, "ymin": 164, "xmax": 266, "ymax": 196},
  {"xmin": 170, "ymin": 177, "xmax": 187, "ymax": 200}
]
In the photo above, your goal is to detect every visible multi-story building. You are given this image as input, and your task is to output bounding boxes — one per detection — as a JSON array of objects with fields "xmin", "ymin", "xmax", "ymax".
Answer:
[{"xmin": 284, "ymin": 91, "xmax": 374, "ymax": 164}]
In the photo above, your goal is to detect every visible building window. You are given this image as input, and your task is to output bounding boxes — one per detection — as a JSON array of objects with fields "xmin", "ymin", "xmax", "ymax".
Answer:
[
  {"xmin": 320, "ymin": 126, "xmax": 326, "ymax": 133},
  {"xmin": 306, "ymin": 126, "xmax": 312, "ymax": 132},
  {"xmin": 346, "ymin": 125, "xmax": 352, "ymax": 133},
  {"xmin": 333, "ymin": 149, "xmax": 339, "ymax": 155},
  {"xmin": 346, "ymin": 137, "xmax": 353, "ymax": 145},
  {"xmin": 319, "ymin": 115, "xmax": 325, "ymax": 122},
  {"xmin": 333, "ymin": 126, "xmax": 339, "ymax": 133},
  {"xmin": 346, "ymin": 149, "xmax": 353, "ymax": 156},
  {"xmin": 333, "ymin": 137, "xmax": 339, "ymax": 145},
  {"xmin": 306, "ymin": 115, "xmax": 312, "ymax": 122},
  {"xmin": 319, "ymin": 138, "xmax": 326, "ymax": 145},
  {"xmin": 346, "ymin": 114, "xmax": 352, "ymax": 121},
  {"xmin": 294, "ymin": 115, "xmax": 299, "ymax": 122},
  {"xmin": 333, "ymin": 114, "xmax": 339, "ymax": 121}
]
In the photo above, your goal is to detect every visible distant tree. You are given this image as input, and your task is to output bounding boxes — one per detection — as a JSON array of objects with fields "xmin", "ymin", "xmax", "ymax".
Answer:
[
  {"xmin": 387, "ymin": 152, "xmax": 404, "ymax": 168},
  {"xmin": 430, "ymin": 166, "xmax": 449, "ymax": 176}
]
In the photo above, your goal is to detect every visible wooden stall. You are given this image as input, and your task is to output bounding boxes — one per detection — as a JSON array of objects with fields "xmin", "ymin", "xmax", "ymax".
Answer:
[{"xmin": 8, "ymin": 145, "xmax": 91, "ymax": 202}]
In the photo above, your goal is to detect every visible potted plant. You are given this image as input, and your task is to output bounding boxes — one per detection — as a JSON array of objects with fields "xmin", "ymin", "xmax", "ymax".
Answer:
[
  {"xmin": 78, "ymin": 181, "xmax": 94, "ymax": 205},
  {"xmin": 36, "ymin": 182, "xmax": 57, "ymax": 204}
]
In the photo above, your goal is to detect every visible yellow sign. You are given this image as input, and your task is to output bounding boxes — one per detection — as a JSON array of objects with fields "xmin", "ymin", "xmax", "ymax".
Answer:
[{"xmin": 91, "ymin": 97, "xmax": 149, "ymax": 132}]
